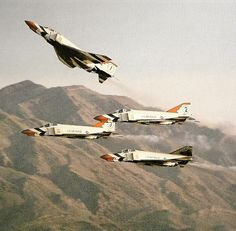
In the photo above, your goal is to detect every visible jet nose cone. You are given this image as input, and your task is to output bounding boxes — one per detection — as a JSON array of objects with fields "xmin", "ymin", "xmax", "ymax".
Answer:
[
  {"xmin": 94, "ymin": 115, "xmax": 109, "ymax": 122},
  {"xmin": 25, "ymin": 20, "xmax": 38, "ymax": 32},
  {"xmin": 21, "ymin": 129, "xmax": 37, "ymax": 136},
  {"xmin": 100, "ymin": 154, "xmax": 114, "ymax": 162}
]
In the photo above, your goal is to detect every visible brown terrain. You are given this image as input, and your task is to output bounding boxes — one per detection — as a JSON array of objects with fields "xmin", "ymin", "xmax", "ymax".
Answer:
[{"xmin": 0, "ymin": 80, "xmax": 236, "ymax": 231}]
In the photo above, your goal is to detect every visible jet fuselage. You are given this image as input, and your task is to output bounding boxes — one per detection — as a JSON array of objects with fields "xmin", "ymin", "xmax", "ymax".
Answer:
[
  {"xmin": 95, "ymin": 103, "xmax": 194, "ymax": 125},
  {"xmin": 22, "ymin": 122, "xmax": 115, "ymax": 139},
  {"xmin": 101, "ymin": 146, "xmax": 193, "ymax": 167},
  {"xmin": 25, "ymin": 20, "xmax": 117, "ymax": 83}
]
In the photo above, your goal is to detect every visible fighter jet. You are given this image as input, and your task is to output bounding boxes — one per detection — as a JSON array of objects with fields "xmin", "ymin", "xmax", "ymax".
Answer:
[
  {"xmin": 21, "ymin": 120, "xmax": 115, "ymax": 139},
  {"xmin": 101, "ymin": 146, "xmax": 193, "ymax": 167},
  {"xmin": 25, "ymin": 20, "xmax": 117, "ymax": 83},
  {"xmin": 95, "ymin": 102, "xmax": 196, "ymax": 125}
]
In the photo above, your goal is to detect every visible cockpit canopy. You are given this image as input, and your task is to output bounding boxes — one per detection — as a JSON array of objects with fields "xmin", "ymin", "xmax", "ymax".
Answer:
[
  {"xmin": 115, "ymin": 108, "xmax": 130, "ymax": 113},
  {"xmin": 121, "ymin": 149, "xmax": 135, "ymax": 153},
  {"xmin": 41, "ymin": 123, "xmax": 57, "ymax": 128},
  {"xmin": 44, "ymin": 26, "xmax": 55, "ymax": 33}
]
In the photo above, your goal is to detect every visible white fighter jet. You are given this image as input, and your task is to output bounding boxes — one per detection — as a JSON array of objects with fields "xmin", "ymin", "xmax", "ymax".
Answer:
[
  {"xmin": 25, "ymin": 20, "xmax": 117, "ymax": 83},
  {"xmin": 21, "ymin": 120, "xmax": 115, "ymax": 139},
  {"xmin": 95, "ymin": 102, "xmax": 195, "ymax": 125},
  {"xmin": 101, "ymin": 146, "xmax": 193, "ymax": 167}
]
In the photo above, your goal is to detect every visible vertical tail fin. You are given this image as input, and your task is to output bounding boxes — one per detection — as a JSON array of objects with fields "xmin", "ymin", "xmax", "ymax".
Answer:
[
  {"xmin": 170, "ymin": 146, "xmax": 192, "ymax": 156},
  {"xmin": 167, "ymin": 102, "xmax": 191, "ymax": 116}
]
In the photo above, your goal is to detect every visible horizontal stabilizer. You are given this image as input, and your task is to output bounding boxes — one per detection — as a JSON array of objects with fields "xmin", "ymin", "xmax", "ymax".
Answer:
[{"xmin": 188, "ymin": 117, "xmax": 200, "ymax": 123}]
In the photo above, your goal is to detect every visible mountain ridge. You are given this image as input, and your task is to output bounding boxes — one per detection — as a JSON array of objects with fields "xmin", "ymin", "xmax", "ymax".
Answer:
[{"xmin": 0, "ymin": 80, "xmax": 236, "ymax": 231}]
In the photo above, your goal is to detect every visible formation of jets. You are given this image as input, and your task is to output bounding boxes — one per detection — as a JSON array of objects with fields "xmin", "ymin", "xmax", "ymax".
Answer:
[{"xmin": 23, "ymin": 20, "xmax": 196, "ymax": 168}]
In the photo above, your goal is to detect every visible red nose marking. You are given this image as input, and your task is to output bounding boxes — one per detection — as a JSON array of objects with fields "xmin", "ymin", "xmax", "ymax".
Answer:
[
  {"xmin": 21, "ymin": 129, "xmax": 37, "ymax": 136},
  {"xmin": 100, "ymin": 154, "xmax": 114, "ymax": 162},
  {"xmin": 25, "ymin": 20, "xmax": 38, "ymax": 32}
]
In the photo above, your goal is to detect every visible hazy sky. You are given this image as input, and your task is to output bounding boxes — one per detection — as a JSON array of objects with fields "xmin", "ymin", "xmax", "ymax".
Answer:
[{"xmin": 1, "ymin": 0, "xmax": 236, "ymax": 132}]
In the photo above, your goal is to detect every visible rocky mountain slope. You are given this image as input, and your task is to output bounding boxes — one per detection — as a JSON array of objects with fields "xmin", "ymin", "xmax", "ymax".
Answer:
[{"xmin": 0, "ymin": 80, "xmax": 236, "ymax": 231}]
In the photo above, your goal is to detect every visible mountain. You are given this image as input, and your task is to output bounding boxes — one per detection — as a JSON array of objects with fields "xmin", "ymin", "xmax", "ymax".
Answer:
[{"xmin": 0, "ymin": 80, "xmax": 236, "ymax": 231}]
